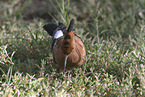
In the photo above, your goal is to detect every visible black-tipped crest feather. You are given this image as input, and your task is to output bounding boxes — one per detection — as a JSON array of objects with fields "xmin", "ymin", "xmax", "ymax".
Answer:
[{"xmin": 67, "ymin": 19, "xmax": 74, "ymax": 32}]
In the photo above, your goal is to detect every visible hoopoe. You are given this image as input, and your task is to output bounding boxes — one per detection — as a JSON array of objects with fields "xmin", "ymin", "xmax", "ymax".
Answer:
[{"xmin": 43, "ymin": 19, "xmax": 86, "ymax": 72}]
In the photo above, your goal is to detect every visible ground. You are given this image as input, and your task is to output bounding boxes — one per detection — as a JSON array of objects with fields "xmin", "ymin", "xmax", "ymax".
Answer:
[{"xmin": 0, "ymin": 0, "xmax": 145, "ymax": 96}]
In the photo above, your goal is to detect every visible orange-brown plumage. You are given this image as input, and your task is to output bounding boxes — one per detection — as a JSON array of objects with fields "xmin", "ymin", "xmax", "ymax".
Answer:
[
  {"xmin": 61, "ymin": 19, "xmax": 75, "ymax": 55},
  {"xmin": 54, "ymin": 33, "xmax": 86, "ymax": 70},
  {"xmin": 43, "ymin": 19, "xmax": 86, "ymax": 72}
]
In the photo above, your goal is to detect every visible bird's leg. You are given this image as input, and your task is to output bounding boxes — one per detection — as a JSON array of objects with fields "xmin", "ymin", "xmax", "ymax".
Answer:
[{"xmin": 64, "ymin": 54, "xmax": 68, "ymax": 73}]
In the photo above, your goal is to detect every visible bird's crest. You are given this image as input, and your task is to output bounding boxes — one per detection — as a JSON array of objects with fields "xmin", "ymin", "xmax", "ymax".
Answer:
[{"xmin": 61, "ymin": 19, "xmax": 75, "ymax": 55}]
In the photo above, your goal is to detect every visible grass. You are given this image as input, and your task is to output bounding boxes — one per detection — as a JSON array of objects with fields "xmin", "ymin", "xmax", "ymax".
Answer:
[{"xmin": 0, "ymin": 0, "xmax": 145, "ymax": 96}]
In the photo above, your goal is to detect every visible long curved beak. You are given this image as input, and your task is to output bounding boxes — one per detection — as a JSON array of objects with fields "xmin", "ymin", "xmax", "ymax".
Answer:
[
  {"xmin": 62, "ymin": 19, "xmax": 74, "ymax": 73},
  {"xmin": 64, "ymin": 55, "xmax": 68, "ymax": 73}
]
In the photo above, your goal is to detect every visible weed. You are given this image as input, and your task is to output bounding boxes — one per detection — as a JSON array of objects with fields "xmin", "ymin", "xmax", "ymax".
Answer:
[{"xmin": 0, "ymin": 0, "xmax": 145, "ymax": 96}]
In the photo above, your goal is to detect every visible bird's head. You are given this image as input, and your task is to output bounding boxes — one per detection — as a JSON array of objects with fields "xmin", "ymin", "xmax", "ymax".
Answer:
[{"xmin": 61, "ymin": 19, "xmax": 75, "ymax": 55}]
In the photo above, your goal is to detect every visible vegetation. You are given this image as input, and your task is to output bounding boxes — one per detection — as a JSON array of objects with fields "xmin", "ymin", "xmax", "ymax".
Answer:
[{"xmin": 0, "ymin": 0, "xmax": 145, "ymax": 96}]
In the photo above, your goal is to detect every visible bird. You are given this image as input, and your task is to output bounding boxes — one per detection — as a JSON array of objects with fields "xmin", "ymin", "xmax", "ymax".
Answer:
[{"xmin": 43, "ymin": 19, "xmax": 86, "ymax": 72}]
